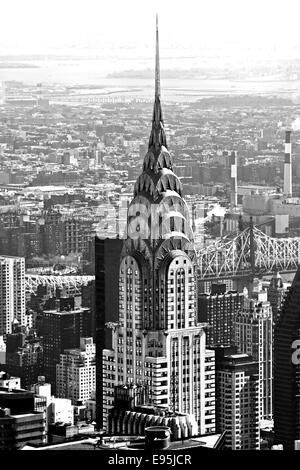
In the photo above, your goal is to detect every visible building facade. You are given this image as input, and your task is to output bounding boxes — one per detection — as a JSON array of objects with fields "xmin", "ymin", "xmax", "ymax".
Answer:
[
  {"xmin": 198, "ymin": 284, "xmax": 244, "ymax": 347},
  {"xmin": 274, "ymin": 267, "xmax": 300, "ymax": 449},
  {"xmin": 234, "ymin": 289, "xmax": 273, "ymax": 420},
  {"xmin": 95, "ymin": 236, "xmax": 123, "ymax": 429},
  {"xmin": 41, "ymin": 298, "xmax": 93, "ymax": 393},
  {"xmin": 267, "ymin": 271, "xmax": 288, "ymax": 325},
  {"xmin": 0, "ymin": 256, "xmax": 25, "ymax": 335},
  {"xmin": 102, "ymin": 20, "xmax": 208, "ymax": 434},
  {"xmin": 215, "ymin": 347, "xmax": 260, "ymax": 450},
  {"xmin": 56, "ymin": 337, "xmax": 96, "ymax": 405}
]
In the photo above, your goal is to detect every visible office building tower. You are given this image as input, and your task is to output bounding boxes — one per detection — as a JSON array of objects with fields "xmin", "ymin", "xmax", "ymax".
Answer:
[
  {"xmin": 204, "ymin": 349, "xmax": 216, "ymax": 434},
  {"xmin": 235, "ymin": 288, "xmax": 273, "ymax": 420},
  {"xmin": 267, "ymin": 271, "xmax": 288, "ymax": 325},
  {"xmin": 0, "ymin": 256, "xmax": 25, "ymax": 335},
  {"xmin": 95, "ymin": 236, "xmax": 123, "ymax": 429},
  {"xmin": 40, "ymin": 210, "xmax": 63, "ymax": 256},
  {"xmin": 56, "ymin": 337, "xmax": 96, "ymax": 405},
  {"xmin": 274, "ymin": 267, "xmax": 300, "ymax": 449},
  {"xmin": 198, "ymin": 284, "xmax": 244, "ymax": 347},
  {"xmin": 40, "ymin": 297, "xmax": 93, "ymax": 393},
  {"xmin": 62, "ymin": 216, "xmax": 94, "ymax": 256},
  {"xmin": 102, "ymin": 18, "xmax": 207, "ymax": 434},
  {"xmin": 5, "ymin": 325, "xmax": 43, "ymax": 390},
  {"xmin": 230, "ymin": 151, "xmax": 237, "ymax": 208},
  {"xmin": 283, "ymin": 130, "xmax": 292, "ymax": 197},
  {"xmin": 215, "ymin": 347, "xmax": 260, "ymax": 450}
]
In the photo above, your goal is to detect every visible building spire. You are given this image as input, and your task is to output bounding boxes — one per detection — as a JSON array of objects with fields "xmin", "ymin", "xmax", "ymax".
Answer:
[
  {"xmin": 155, "ymin": 13, "xmax": 160, "ymax": 100},
  {"xmin": 149, "ymin": 14, "xmax": 167, "ymax": 153}
]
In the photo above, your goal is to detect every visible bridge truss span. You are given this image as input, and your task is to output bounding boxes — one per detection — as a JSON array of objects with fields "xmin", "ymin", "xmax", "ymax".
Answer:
[
  {"xmin": 25, "ymin": 274, "xmax": 95, "ymax": 296},
  {"xmin": 197, "ymin": 225, "xmax": 300, "ymax": 279}
]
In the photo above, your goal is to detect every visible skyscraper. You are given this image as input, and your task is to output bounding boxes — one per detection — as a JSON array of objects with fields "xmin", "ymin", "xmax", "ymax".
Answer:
[
  {"xmin": 5, "ymin": 326, "xmax": 44, "ymax": 390},
  {"xmin": 198, "ymin": 284, "xmax": 244, "ymax": 348},
  {"xmin": 215, "ymin": 347, "xmax": 260, "ymax": 450},
  {"xmin": 274, "ymin": 267, "xmax": 300, "ymax": 449},
  {"xmin": 102, "ymin": 17, "xmax": 207, "ymax": 433},
  {"xmin": 56, "ymin": 337, "xmax": 96, "ymax": 405},
  {"xmin": 95, "ymin": 236, "xmax": 123, "ymax": 429},
  {"xmin": 235, "ymin": 287, "xmax": 273, "ymax": 420},
  {"xmin": 0, "ymin": 256, "xmax": 25, "ymax": 335},
  {"xmin": 267, "ymin": 271, "xmax": 288, "ymax": 325},
  {"xmin": 41, "ymin": 298, "xmax": 93, "ymax": 393}
]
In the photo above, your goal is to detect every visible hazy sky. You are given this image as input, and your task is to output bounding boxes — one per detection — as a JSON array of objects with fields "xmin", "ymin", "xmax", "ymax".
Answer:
[{"xmin": 2, "ymin": 0, "xmax": 300, "ymax": 55}]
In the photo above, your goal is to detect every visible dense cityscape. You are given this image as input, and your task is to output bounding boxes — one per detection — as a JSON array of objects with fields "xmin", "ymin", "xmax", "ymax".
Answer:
[{"xmin": 3, "ymin": 6, "xmax": 300, "ymax": 456}]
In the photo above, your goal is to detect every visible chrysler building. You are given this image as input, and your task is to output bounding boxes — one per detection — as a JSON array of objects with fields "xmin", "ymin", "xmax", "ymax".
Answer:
[{"xmin": 102, "ymin": 17, "xmax": 209, "ymax": 433}]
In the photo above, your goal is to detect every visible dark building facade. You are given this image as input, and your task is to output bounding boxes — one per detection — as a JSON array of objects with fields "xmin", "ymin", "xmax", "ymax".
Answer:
[
  {"xmin": 267, "ymin": 271, "xmax": 288, "ymax": 325},
  {"xmin": 198, "ymin": 284, "xmax": 244, "ymax": 347},
  {"xmin": 5, "ymin": 331, "xmax": 43, "ymax": 390},
  {"xmin": 0, "ymin": 388, "xmax": 45, "ymax": 449},
  {"xmin": 214, "ymin": 346, "xmax": 260, "ymax": 450},
  {"xmin": 41, "ymin": 297, "xmax": 93, "ymax": 394},
  {"xmin": 274, "ymin": 268, "xmax": 300, "ymax": 449},
  {"xmin": 95, "ymin": 236, "xmax": 123, "ymax": 430}
]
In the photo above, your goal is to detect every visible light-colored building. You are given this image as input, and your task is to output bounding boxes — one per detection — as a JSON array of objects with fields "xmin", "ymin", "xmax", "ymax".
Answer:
[
  {"xmin": 235, "ymin": 284, "xmax": 273, "ymax": 420},
  {"xmin": 0, "ymin": 256, "xmax": 25, "ymax": 335},
  {"xmin": 48, "ymin": 398, "xmax": 74, "ymax": 426},
  {"xmin": 0, "ymin": 336, "xmax": 6, "ymax": 364},
  {"xmin": 204, "ymin": 349, "xmax": 216, "ymax": 434},
  {"xmin": 102, "ymin": 23, "xmax": 207, "ymax": 435},
  {"xmin": 32, "ymin": 377, "xmax": 52, "ymax": 406},
  {"xmin": 56, "ymin": 337, "xmax": 96, "ymax": 405},
  {"xmin": 0, "ymin": 371, "xmax": 21, "ymax": 390}
]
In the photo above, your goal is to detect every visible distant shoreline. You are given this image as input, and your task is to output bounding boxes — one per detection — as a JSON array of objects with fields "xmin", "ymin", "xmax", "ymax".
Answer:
[{"xmin": 0, "ymin": 63, "xmax": 39, "ymax": 69}]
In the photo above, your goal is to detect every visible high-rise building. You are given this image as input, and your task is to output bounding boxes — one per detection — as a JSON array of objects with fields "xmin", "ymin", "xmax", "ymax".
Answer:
[
  {"xmin": 102, "ymin": 18, "xmax": 207, "ymax": 434},
  {"xmin": 234, "ymin": 288, "xmax": 273, "ymax": 420},
  {"xmin": 198, "ymin": 284, "xmax": 244, "ymax": 347},
  {"xmin": 95, "ymin": 236, "xmax": 123, "ymax": 429},
  {"xmin": 40, "ymin": 297, "xmax": 93, "ymax": 393},
  {"xmin": 215, "ymin": 347, "xmax": 260, "ymax": 450},
  {"xmin": 40, "ymin": 210, "xmax": 63, "ymax": 256},
  {"xmin": 56, "ymin": 337, "xmax": 96, "ymax": 405},
  {"xmin": 204, "ymin": 349, "xmax": 216, "ymax": 434},
  {"xmin": 62, "ymin": 216, "xmax": 94, "ymax": 256},
  {"xmin": 0, "ymin": 256, "xmax": 25, "ymax": 335},
  {"xmin": 267, "ymin": 271, "xmax": 288, "ymax": 325},
  {"xmin": 274, "ymin": 267, "xmax": 300, "ymax": 449},
  {"xmin": 5, "ymin": 325, "xmax": 43, "ymax": 390}
]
